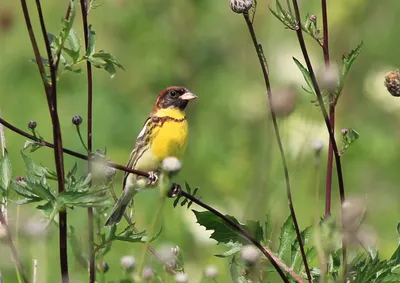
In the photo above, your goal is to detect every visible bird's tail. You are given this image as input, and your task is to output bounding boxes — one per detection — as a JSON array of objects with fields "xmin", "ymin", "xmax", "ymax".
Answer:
[{"xmin": 105, "ymin": 189, "xmax": 136, "ymax": 226}]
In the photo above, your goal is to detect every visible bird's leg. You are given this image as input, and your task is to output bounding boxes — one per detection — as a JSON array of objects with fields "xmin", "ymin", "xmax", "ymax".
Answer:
[{"xmin": 147, "ymin": 171, "xmax": 159, "ymax": 186}]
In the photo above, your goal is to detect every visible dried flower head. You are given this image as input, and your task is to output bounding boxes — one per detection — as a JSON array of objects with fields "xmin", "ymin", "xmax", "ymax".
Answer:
[
  {"xmin": 240, "ymin": 245, "xmax": 260, "ymax": 266},
  {"xmin": 171, "ymin": 245, "xmax": 180, "ymax": 256},
  {"xmin": 120, "ymin": 255, "xmax": 135, "ymax": 271},
  {"xmin": 72, "ymin": 115, "xmax": 83, "ymax": 126},
  {"xmin": 384, "ymin": 71, "xmax": 400, "ymax": 97},
  {"xmin": 174, "ymin": 273, "xmax": 188, "ymax": 283},
  {"xmin": 162, "ymin": 157, "xmax": 181, "ymax": 173},
  {"xmin": 28, "ymin": 120, "xmax": 37, "ymax": 130},
  {"xmin": 204, "ymin": 265, "xmax": 218, "ymax": 279},
  {"xmin": 229, "ymin": 0, "xmax": 253, "ymax": 14}
]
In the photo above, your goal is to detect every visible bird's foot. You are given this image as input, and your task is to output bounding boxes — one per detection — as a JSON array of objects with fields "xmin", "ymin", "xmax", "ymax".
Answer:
[{"xmin": 147, "ymin": 171, "xmax": 159, "ymax": 186}]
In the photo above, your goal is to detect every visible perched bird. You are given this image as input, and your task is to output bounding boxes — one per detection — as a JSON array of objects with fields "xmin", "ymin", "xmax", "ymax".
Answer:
[{"xmin": 105, "ymin": 86, "xmax": 197, "ymax": 226}]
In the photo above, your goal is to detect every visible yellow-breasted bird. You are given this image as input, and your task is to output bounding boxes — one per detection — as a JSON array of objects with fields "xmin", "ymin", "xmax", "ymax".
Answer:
[{"xmin": 105, "ymin": 86, "xmax": 197, "ymax": 226}]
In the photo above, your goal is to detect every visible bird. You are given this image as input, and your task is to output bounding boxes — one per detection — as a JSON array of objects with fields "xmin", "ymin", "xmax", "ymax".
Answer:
[{"xmin": 105, "ymin": 86, "xmax": 197, "ymax": 226}]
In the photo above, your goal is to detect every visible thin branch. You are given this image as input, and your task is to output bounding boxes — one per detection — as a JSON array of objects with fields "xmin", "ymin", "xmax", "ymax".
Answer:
[
  {"xmin": 79, "ymin": 0, "xmax": 95, "ymax": 281},
  {"xmin": 176, "ymin": 187, "xmax": 301, "ymax": 283},
  {"xmin": 242, "ymin": 13, "xmax": 312, "ymax": 282},
  {"xmin": 0, "ymin": 109, "xmax": 7, "ymax": 222},
  {"xmin": 321, "ymin": 0, "xmax": 335, "ymax": 219},
  {"xmin": 0, "ymin": 117, "xmax": 149, "ymax": 178},
  {"xmin": 290, "ymin": 0, "xmax": 347, "ymax": 276},
  {"xmin": 0, "ymin": 210, "xmax": 30, "ymax": 283}
]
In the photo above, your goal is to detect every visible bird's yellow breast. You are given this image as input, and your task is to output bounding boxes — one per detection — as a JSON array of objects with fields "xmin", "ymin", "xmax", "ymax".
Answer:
[{"xmin": 150, "ymin": 109, "xmax": 189, "ymax": 161}]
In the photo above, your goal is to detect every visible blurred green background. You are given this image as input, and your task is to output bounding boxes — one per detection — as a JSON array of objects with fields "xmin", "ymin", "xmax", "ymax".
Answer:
[{"xmin": 1, "ymin": 0, "xmax": 400, "ymax": 282}]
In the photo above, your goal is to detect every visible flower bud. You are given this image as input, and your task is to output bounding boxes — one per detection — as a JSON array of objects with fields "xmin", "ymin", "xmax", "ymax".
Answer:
[
  {"xmin": 171, "ymin": 245, "xmax": 180, "ymax": 256},
  {"xmin": 174, "ymin": 273, "xmax": 188, "ymax": 283},
  {"xmin": 162, "ymin": 157, "xmax": 181, "ymax": 173},
  {"xmin": 240, "ymin": 245, "xmax": 260, "ymax": 266},
  {"xmin": 120, "ymin": 255, "xmax": 135, "ymax": 271},
  {"xmin": 28, "ymin": 120, "xmax": 37, "ymax": 130},
  {"xmin": 97, "ymin": 262, "xmax": 109, "ymax": 273},
  {"xmin": 384, "ymin": 71, "xmax": 400, "ymax": 97},
  {"xmin": 229, "ymin": 0, "xmax": 253, "ymax": 14},
  {"xmin": 310, "ymin": 15, "xmax": 317, "ymax": 22},
  {"xmin": 142, "ymin": 267, "xmax": 153, "ymax": 280},
  {"xmin": 72, "ymin": 115, "xmax": 83, "ymax": 126},
  {"xmin": 204, "ymin": 265, "xmax": 218, "ymax": 279}
]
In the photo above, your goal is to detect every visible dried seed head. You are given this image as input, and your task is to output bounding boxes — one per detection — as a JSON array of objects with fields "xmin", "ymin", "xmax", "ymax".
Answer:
[
  {"xmin": 28, "ymin": 120, "xmax": 37, "ymax": 130},
  {"xmin": 174, "ymin": 273, "xmax": 188, "ymax": 283},
  {"xmin": 229, "ymin": 0, "xmax": 253, "ymax": 14},
  {"xmin": 310, "ymin": 15, "xmax": 317, "ymax": 22},
  {"xmin": 162, "ymin": 157, "xmax": 182, "ymax": 173},
  {"xmin": 23, "ymin": 217, "xmax": 47, "ymax": 238},
  {"xmin": 384, "ymin": 71, "xmax": 400, "ymax": 97},
  {"xmin": 342, "ymin": 197, "xmax": 366, "ymax": 232},
  {"xmin": 120, "ymin": 255, "xmax": 135, "ymax": 271},
  {"xmin": 240, "ymin": 245, "xmax": 260, "ymax": 266},
  {"xmin": 319, "ymin": 65, "xmax": 339, "ymax": 93},
  {"xmin": 204, "ymin": 265, "xmax": 218, "ymax": 279},
  {"xmin": 72, "ymin": 115, "xmax": 83, "ymax": 126},
  {"xmin": 97, "ymin": 262, "xmax": 109, "ymax": 273},
  {"xmin": 312, "ymin": 140, "xmax": 324, "ymax": 157}
]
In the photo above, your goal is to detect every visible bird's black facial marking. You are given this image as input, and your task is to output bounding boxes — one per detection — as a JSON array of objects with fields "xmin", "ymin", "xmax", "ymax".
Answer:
[{"xmin": 159, "ymin": 87, "xmax": 190, "ymax": 110}]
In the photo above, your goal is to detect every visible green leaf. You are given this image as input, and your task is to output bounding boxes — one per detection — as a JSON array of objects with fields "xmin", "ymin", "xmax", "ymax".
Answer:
[
  {"xmin": 36, "ymin": 201, "xmax": 56, "ymax": 218},
  {"xmin": 338, "ymin": 41, "xmax": 363, "ymax": 94},
  {"xmin": 291, "ymin": 226, "xmax": 312, "ymax": 269},
  {"xmin": 10, "ymin": 180, "xmax": 42, "ymax": 203},
  {"xmin": 277, "ymin": 216, "xmax": 297, "ymax": 258},
  {"xmin": 0, "ymin": 149, "xmax": 12, "ymax": 194},
  {"xmin": 215, "ymin": 241, "xmax": 243, "ymax": 258},
  {"xmin": 293, "ymin": 57, "xmax": 315, "ymax": 95},
  {"xmin": 21, "ymin": 151, "xmax": 57, "ymax": 180},
  {"xmin": 57, "ymin": 188, "xmax": 110, "ymax": 208},
  {"xmin": 59, "ymin": 0, "xmax": 76, "ymax": 46},
  {"xmin": 86, "ymin": 26, "xmax": 96, "ymax": 56},
  {"xmin": 340, "ymin": 128, "xmax": 360, "ymax": 155},
  {"xmin": 193, "ymin": 210, "xmax": 248, "ymax": 244}
]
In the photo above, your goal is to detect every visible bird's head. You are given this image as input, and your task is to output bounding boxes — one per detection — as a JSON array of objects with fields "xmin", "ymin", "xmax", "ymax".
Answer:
[{"xmin": 153, "ymin": 86, "xmax": 197, "ymax": 112}]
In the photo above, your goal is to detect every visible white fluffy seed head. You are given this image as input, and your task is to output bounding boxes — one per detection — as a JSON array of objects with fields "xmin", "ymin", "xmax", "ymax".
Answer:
[
  {"xmin": 204, "ymin": 265, "xmax": 218, "ymax": 279},
  {"xmin": 120, "ymin": 255, "xmax": 135, "ymax": 271},
  {"xmin": 229, "ymin": 0, "xmax": 253, "ymax": 13},
  {"xmin": 174, "ymin": 273, "xmax": 188, "ymax": 283},
  {"xmin": 162, "ymin": 157, "xmax": 182, "ymax": 173},
  {"xmin": 240, "ymin": 245, "xmax": 260, "ymax": 265}
]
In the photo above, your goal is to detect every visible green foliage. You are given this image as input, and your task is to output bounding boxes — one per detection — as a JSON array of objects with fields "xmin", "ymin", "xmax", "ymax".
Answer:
[
  {"xmin": 269, "ymin": 0, "xmax": 296, "ymax": 30},
  {"xmin": 293, "ymin": 57, "xmax": 316, "ymax": 95},
  {"xmin": 0, "ymin": 149, "xmax": 12, "ymax": 196},
  {"xmin": 340, "ymin": 128, "xmax": 360, "ymax": 155},
  {"xmin": 338, "ymin": 42, "xmax": 364, "ymax": 96}
]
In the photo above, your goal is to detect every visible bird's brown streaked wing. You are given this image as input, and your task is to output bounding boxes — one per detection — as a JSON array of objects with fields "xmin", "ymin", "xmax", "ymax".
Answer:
[{"xmin": 122, "ymin": 117, "xmax": 153, "ymax": 189}]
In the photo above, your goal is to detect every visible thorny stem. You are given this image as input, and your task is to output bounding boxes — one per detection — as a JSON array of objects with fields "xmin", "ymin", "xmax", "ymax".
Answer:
[
  {"xmin": 290, "ymin": 0, "xmax": 347, "ymax": 277},
  {"xmin": 175, "ymin": 186, "xmax": 302, "ymax": 283},
  {"xmin": 242, "ymin": 13, "xmax": 312, "ymax": 283},
  {"xmin": 21, "ymin": 0, "xmax": 69, "ymax": 281},
  {"xmin": 0, "ymin": 210, "xmax": 30, "ymax": 283},
  {"xmin": 78, "ymin": 0, "xmax": 95, "ymax": 281}
]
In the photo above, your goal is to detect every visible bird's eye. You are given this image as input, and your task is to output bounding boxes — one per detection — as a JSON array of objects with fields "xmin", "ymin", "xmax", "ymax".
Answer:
[{"xmin": 169, "ymin": 90, "xmax": 178, "ymax": 98}]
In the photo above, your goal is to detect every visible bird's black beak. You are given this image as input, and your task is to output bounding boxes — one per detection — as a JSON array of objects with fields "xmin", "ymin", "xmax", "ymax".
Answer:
[{"xmin": 180, "ymin": 92, "xmax": 197, "ymax": 101}]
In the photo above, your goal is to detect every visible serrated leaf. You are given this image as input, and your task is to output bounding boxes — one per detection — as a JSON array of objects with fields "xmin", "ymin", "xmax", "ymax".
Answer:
[
  {"xmin": 340, "ymin": 128, "xmax": 360, "ymax": 155},
  {"xmin": 59, "ymin": 0, "xmax": 76, "ymax": 45},
  {"xmin": 246, "ymin": 220, "xmax": 264, "ymax": 242},
  {"xmin": 21, "ymin": 151, "xmax": 57, "ymax": 180},
  {"xmin": 57, "ymin": 188, "xmax": 110, "ymax": 208},
  {"xmin": 291, "ymin": 226, "xmax": 312, "ymax": 269},
  {"xmin": 338, "ymin": 41, "xmax": 363, "ymax": 94},
  {"xmin": 193, "ymin": 210, "xmax": 248, "ymax": 244},
  {"xmin": 36, "ymin": 201, "xmax": 56, "ymax": 218},
  {"xmin": 390, "ymin": 245, "xmax": 400, "ymax": 265},
  {"xmin": 215, "ymin": 241, "xmax": 243, "ymax": 258},
  {"xmin": 230, "ymin": 256, "xmax": 240, "ymax": 283},
  {"xmin": 0, "ymin": 149, "xmax": 12, "ymax": 194},
  {"xmin": 293, "ymin": 57, "xmax": 315, "ymax": 95},
  {"xmin": 10, "ymin": 180, "xmax": 42, "ymax": 203},
  {"xmin": 277, "ymin": 216, "xmax": 297, "ymax": 259}
]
